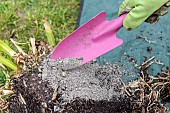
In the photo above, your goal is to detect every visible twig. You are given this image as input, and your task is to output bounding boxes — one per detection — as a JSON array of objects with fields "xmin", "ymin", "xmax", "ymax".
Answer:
[
  {"xmin": 140, "ymin": 77, "xmax": 157, "ymax": 100},
  {"xmin": 8, "ymin": 30, "xmax": 15, "ymax": 39},
  {"xmin": 140, "ymin": 77, "xmax": 152, "ymax": 91},
  {"xmin": 30, "ymin": 38, "xmax": 37, "ymax": 56},
  {"xmin": 10, "ymin": 38, "xmax": 27, "ymax": 56},
  {"xmin": 157, "ymin": 76, "xmax": 169, "ymax": 80},
  {"xmin": 161, "ymin": 70, "xmax": 170, "ymax": 76},
  {"xmin": 115, "ymin": 74, "xmax": 131, "ymax": 96},
  {"xmin": 0, "ymin": 63, "xmax": 6, "ymax": 70},
  {"xmin": 18, "ymin": 93, "xmax": 26, "ymax": 105},
  {"xmin": 145, "ymin": 60, "xmax": 164, "ymax": 68},
  {"xmin": 152, "ymin": 82, "xmax": 164, "ymax": 87},
  {"xmin": 141, "ymin": 71, "xmax": 145, "ymax": 79},
  {"xmin": 136, "ymin": 36, "xmax": 156, "ymax": 44},
  {"xmin": 139, "ymin": 56, "xmax": 155, "ymax": 69},
  {"xmin": 154, "ymin": 60, "xmax": 164, "ymax": 65}
]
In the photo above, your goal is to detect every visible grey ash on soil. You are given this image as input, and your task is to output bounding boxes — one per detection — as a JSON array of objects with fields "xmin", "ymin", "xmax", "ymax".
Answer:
[
  {"xmin": 8, "ymin": 55, "xmax": 132, "ymax": 113},
  {"xmin": 41, "ymin": 56, "xmax": 125, "ymax": 102},
  {"xmin": 39, "ymin": 55, "xmax": 131, "ymax": 112}
]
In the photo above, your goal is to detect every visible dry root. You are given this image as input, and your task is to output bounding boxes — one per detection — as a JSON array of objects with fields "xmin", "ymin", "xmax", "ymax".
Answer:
[{"xmin": 124, "ymin": 57, "xmax": 169, "ymax": 113}]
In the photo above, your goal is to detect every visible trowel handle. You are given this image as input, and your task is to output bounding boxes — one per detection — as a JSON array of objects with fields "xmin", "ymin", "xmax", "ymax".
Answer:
[
  {"xmin": 92, "ymin": 13, "xmax": 127, "ymax": 42},
  {"xmin": 111, "ymin": 13, "xmax": 127, "ymax": 32}
]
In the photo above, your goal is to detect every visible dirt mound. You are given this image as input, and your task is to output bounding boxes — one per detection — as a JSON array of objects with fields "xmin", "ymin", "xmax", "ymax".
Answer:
[
  {"xmin": 8, "ymin": 55, "xmax": 133, "ymax": 113},
  {"xmin": 8, "ymin": 73, "xmax": 132, "ymax": 113}
]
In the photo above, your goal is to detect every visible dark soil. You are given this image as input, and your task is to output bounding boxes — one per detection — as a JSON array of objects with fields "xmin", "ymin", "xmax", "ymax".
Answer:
[
  {"xmin": 63, "ymin": 97, "xmax": 131, "ymax": 113},
  {"xmin": 8, "ymin": 73, "xmax": 133, "ymax": 113},
  {"xmin": 8, "ymin": 74, "xmax": 55, "ymax": 113}
]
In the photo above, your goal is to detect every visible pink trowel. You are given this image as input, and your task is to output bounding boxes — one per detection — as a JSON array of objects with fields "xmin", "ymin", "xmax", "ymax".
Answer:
[{"xmin": 51, "ymin": 12, "xmax": 127, "ymax": 64}]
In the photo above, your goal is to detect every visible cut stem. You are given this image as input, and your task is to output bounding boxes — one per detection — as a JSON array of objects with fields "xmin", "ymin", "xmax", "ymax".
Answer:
[{"xmin": 42, "ymin": 19, "xmax": 56, "ymax": 46}]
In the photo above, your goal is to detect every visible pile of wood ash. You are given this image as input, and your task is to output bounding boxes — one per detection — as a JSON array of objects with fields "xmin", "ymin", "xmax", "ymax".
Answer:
[{"xmin": 40, "ymin": 56, "xmax": 125, "ymax": 102}]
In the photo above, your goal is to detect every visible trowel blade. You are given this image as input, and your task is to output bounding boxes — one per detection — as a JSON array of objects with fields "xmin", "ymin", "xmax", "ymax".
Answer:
[{"xmin": 51, "ymin": 12, "xmax": 127, "ymax": 64}]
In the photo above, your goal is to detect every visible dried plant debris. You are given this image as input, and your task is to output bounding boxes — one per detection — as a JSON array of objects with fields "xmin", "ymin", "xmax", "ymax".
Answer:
[
  {"xmin": 0, "ymin": 97, "xmax": 7, "ymax": 112},
  {"xmin": 24, "ymin": 40, "xmax": 53, "ymax": 72},
  {"xmin": 123, "ymin": 57, "xmax": 170, "ymax": 113},
  {"xmin": 160, "ymin": 82, "xmax": 170, "ymax": 102},
  {"xmin": 12, "ymin": 40, "xmax": 52, "ymax": 75},
  {"xmin": 136, "ymin": 35, "xmax": 156, "ymax": 44}
]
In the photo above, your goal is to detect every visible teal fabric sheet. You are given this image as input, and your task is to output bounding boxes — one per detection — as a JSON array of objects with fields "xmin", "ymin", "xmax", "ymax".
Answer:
[
  {"xmin": 77, "ymin": 0, "xmax": 170, "ymax": 108},
  {"xmin": 77, "ymin": 0, "xmax": 170, "ymax": 76}
]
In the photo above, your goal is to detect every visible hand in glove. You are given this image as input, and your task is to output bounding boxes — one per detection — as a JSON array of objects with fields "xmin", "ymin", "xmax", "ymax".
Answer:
[{"xmin": 118, "ymin": 0, "xmax": 170, "ymax": 30}]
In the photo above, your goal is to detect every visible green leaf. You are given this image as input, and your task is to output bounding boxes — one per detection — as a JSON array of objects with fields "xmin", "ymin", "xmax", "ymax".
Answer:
[
  {"xmin": 0, "ymin": 55, "xmax": 17, "ymax": 71},
  {"xmin": 0, "ymin": 40, "xmax": 16, "ymax": 57},
  {"xmin": 0, "ymin": 3, "xmax": 6, "ymax": 11}
]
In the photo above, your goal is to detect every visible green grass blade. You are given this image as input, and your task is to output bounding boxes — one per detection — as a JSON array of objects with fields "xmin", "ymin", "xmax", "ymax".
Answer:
[
  {"xmin": 0, "ymin": 40, "xmax": 16, "ymax": 57},
  {"xmin": 0, "ymin": 55, "xmax": 17, "ymax": 71},
  {"xmin": 0, "ymin": 69, "xmax": 6, "ymax": 85}
]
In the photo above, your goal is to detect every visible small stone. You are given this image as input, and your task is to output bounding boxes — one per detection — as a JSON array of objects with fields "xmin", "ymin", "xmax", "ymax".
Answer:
[{"xmin": 147, "ymin": 46, "xmax": 152, "ymax": 51}]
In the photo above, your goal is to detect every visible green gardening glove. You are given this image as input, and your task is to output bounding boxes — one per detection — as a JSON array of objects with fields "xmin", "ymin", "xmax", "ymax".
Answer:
[{"xmin": 118, "ymin": 0, "xmax": 170, "ymax": 30}]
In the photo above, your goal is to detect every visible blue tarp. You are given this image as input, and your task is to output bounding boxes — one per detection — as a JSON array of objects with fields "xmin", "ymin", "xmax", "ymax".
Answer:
[{"xmin": 76, "ymin": 0, "xmax": 170, "ymax": 109}]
